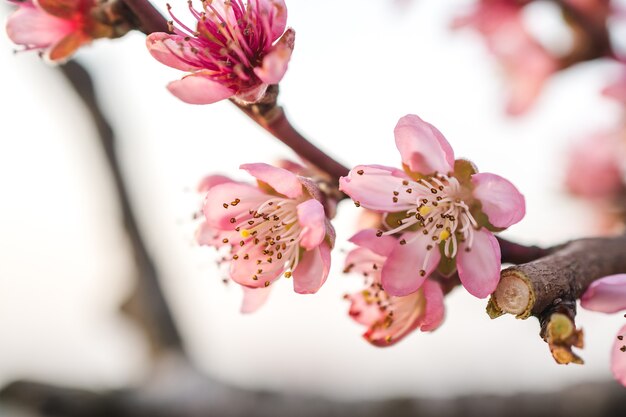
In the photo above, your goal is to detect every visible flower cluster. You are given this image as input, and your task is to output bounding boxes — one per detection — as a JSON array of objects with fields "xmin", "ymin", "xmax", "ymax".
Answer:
[
  {"xmin": 147, "ymin": 0, "xmax": 294, "ymax": 105},
  {"xmin": 197, "ymin": 162, "xmax": 335, "ymax": 313},
  {"xmin": 341, "ymin": 114, "xmax": 525, "ymax": 300},
  {"xmin": 6, "ymin": 0, "xmax": 130, "ymax": 61},
  {"xmin": 581, "ymin": 274, "xmax": 626, "ymax": 387}
]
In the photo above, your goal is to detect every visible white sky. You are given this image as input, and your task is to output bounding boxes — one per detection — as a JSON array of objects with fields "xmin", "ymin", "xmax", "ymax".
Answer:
[{"xmin": 1, "ymin": 0, "xmax": 626, "ymax": 400}]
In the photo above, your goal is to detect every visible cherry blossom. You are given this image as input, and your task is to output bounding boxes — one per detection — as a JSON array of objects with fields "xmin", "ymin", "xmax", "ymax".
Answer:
[
  {"xmin": 340, "ymin": 114, "xmax": 525, "ymax": 298},
  {"xmin": 344, "ymin": 229, "xmax": 445, "ymax": 346},
  {"xmin": 198, "ymin": 163, "xmax": 334, "ymax": 305},
  {"xmin": 6, "ymin": 0, "xmax": 128, "ymax": 61},
  {"xmin": 147, "ymin": 0, "xmax": 294, "ymax": 104}
]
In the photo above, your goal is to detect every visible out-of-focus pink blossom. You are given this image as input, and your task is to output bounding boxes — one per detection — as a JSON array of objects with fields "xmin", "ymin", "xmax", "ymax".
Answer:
[
  {"xmin": 603, "ymin": 69, "xmax": 626, "ymax": 104},
  {"xmin": 565, "ymin": 130, "xmax": 625, "ymax": 200},
  {"xmin": 340, "ymin": 114, "xmax": 525, "ymax": 299},
  {"xmin": 6, "ymin": 0, "xmax": 125, "ymax": 62},
  {"xmin": 146, "ymin": 0, "xmax": 294, "ymax": 105},
  {"xmin": 199, "ymin": 163, "xmax": 335, "ymax": 301},
  {"xmin": 344, "ymin": 229, "xmax": 445, "ymax": 346},
  {"xmin": 581, "ymin": 274, "xmax": 626, "ymax": 387},
  {"xmin": 453, "ymin": 0, "xmax": 558, "ymax": 115}
]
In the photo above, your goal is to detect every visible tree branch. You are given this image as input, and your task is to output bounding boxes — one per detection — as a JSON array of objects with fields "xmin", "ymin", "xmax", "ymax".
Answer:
[
  {"xmin": 496, "ymin": 237, "xmax": 552, "ymax": 265},
  {"xmin": 120, "ymin": 0, "xmax": 170, "ymax": 34},
  {"xmin": 487, "ymin": 234, "xmax": 626, "ymax": 364},
  {"xmin": 231, "ymin": 88, "xmax": 350, "ymax": 184},
  {"xmin": 59, "ymin": 60, "xmax": 183, "ymax": 356}
]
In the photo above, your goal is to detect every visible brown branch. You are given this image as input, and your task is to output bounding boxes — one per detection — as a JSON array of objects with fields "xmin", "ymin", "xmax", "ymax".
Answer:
[
  {"xmin": 59, "ymin": 60, "xmax": 183, "ymax": 356},
  {"xmin": 232, "ymin": 88, "xmax": 350, "ymax": 184},
  {"xmin": 548, "ymin": 0, "xmax": 616, "ymax": 66},
  {"xmin": 487, "ymin": 234, "xmax": 626, "ymax": 364},
  {"xmin": 120, "ymin": 0, "xmax": 170, "ymax": 34},
  {"xmin": 496, "ymin": 237, "xmax": 552, "ymax": 265}
]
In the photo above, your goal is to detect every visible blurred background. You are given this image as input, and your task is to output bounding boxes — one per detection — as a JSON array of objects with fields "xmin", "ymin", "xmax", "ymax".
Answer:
[{"xmin": 1, "ymin": 0, "xmax": 626, "ymax": 414}]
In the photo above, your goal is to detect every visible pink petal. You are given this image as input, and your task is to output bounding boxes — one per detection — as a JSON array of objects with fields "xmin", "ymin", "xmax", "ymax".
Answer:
[
  {"xmin": 203, "ymin": 182, "xmax": 268, "ymax": 229},
  {"xmin": 197, "ymin": 175, "xmax": 235, "ymax": 192},
  {"xmin": 603, "ymin": 76, "xmax": 626, "ymax": 103},
  {"xmin": 240, "ymin": 163, "xmax": 302, "ymax": 198},
  {"xmin": 344, "ymin": 247, "xmax": 386, "ymax": 277},
  {"xmin": 253, "ymin": 28, "xmax": 294, "ymax": 84},
  {"xmin": 381, "ymin": 232, "xmax": 441, "ymax": 296},
  {"xmin": 611, "ymin": 324, "xmax": 626, "ymax": 387},
  {"xmin": 292, "ymin": 242, "xmax": 331, "ymax": 294},
  {"xmin": 167, "ymin": 74, "xmax": 234, "ymax": 105},
  {"xmin": 240, "ymin": 286, "xmax": 272, "ymax": 314},
  {"xmin": 347, "ymin": 290, "xmax": 385, "ymax": 327},
  {"xmin": 457, "ymin": 229, "xmax": 501, "ymax": 298},
  {"xmin": 254, "ymin": 0, "xmax": 288, "ymax": 42},
  {"xmin": 146, "ymin": 33, "xmax": 203, "ymax": 72},
  {"xmin": 339, "ymin": 165, "xmax": 414, "ymax": 212},
  {"xmin": 419, "ymin": 280, "xmax": 445, "ymax": 331},
  {"xmin": 296, "ymin": 199, "xmax": 326, "ymax": 250},
  {"xmin": 471, "ymin": 173, "xmax": 525, "ymax": 228},
  {"xmin": 348, "ymin": 229, "xmax": 396, "ymax": 257},
  {"xmin": 581, "ymin": 275, "xmax": 626, "ymax": 314},
  {"xmin": 6, "ymin": 2, "xmax": 75, "ymax": 48},
  {"xmin": 230, "ymin": 243, "xmax": 283, "ymax": 288},
  {"xmin": 394, "ymin": 114, "xmax": 455, "ymax": 175}
]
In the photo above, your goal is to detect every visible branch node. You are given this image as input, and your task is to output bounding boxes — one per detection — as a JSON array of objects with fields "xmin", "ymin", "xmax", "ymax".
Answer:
[{"xmin": 491, "ymin": 269, "xmax": 534, "ymax": 319}]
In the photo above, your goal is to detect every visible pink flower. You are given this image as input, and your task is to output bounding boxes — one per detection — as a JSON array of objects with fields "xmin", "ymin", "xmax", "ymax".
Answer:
[
  {"xmin": 6, "ymin": 0, "xmax": 125, "ymax": 62},
  {"xmin": 453, "ymin": 0, "xmax": 558, "ymax": 115},
  {"xmin": 340, "ymin": 114, "xmax": 525, "ymax": 299},
  {"xmin": 344, "ymin": 229, "xmax": 445, "ymax": 346},
  {"xmin": 564, "ymin": 130, "xmax": 625, "ymax": 200},
  {"xmin": 581, "ymin": 274, "xmax": 626, "ymax": 387},
  {"xmin": 199, "ymin": 163, "xmax": 335, "ymax": 298},
  {"xmin": 146, "ymin": 0, "xmax": 294, "ymax": 105}
]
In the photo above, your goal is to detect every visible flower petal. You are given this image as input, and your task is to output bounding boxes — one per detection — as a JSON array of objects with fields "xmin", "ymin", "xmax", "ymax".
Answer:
[
  {"xmin": 37, "ymin": 0, "xmax": 80, "ymax": 18},
  {"xmin": 47, "ymin": 32, "xmax": 84, "ymax": 62},
  {"xmin": 612, "ymin": 324, "xmax": 626, "ymax": 387},
  {"xmin": 146, "ymin": 33, "xmax": 203, "ymax": 72},
  {"xmin": 339, "ymin": 165, "xmax": 413, "ymax": 212},
  {"xmin": 297, "ymin": 199, "xmax": 326, "ymax": 250},
  {"xmin": 457, "ymin": 229, "xmax": 501, "ymax": 298},
  {"xmin": 197, "ymin": 175, "xmax": 235, "ymax": 192},
  {"xmin": 472, "ymin": 173, "xmax": 525, "ymax": 228},
  {"xmin": 292, "ymin": 242, "xmax": 331, "ymax": 294},
  {"xmin": 394, "ymin": 114, "xmax": 455, "ymax": 175},
  {"xmin": 6, "ymin": 2, "xmax": 74, "ymax": 48},
  {"xmin": 254, "ymin": 0, "xmax": 288, "ymax": 41},
  {"xmin": 203, "ymin": 182, "xmax": 268, "ymax": 229},
  {"xmin": 348, "ymin": 291, "xmax": 385, "ymax": 327},
  {"xmin": 253, "ymin": 28, "xmax": 294, "ymax": 84},
  {"xmin": 240, "ymin": 163, "xmax": 302, "ymax": 198},
  {"xmin": 167, "ymin": 74, "xmax": 234, "ymax": 105},
  {"xmin": 230, "ymin": 243, "xmax": 283, "ymax": 288},
  {"xmin": 348, "ymin": 229, "xmax": 396, "ymax": 257},
  {"xmin": 344, "ymin": 247, "xmax": 386, "ymax": 277},
  {"xmin": 381, "ymin": 232, "xmax": 441, "ymax": 296},
  {"xmin": 581, "ymin": 275, "xmax": 626, "ymax": 314},
  {"xmin": 240, "ymin": 286, "xmax": 271, "ymax": 314},
  {"xmin": 419, "ymin": 280, "xmax": 445, "ymax": 331}
]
